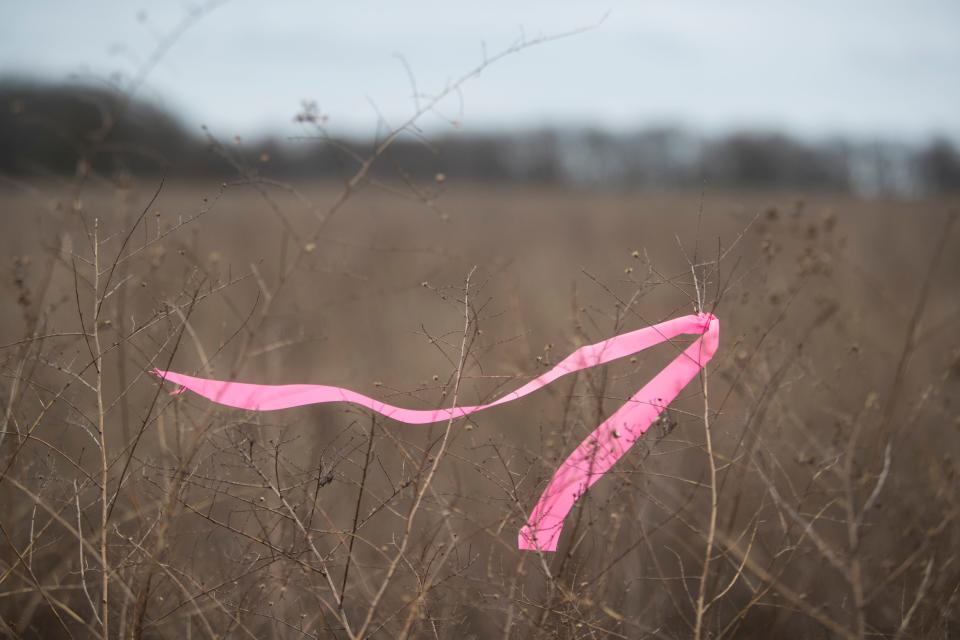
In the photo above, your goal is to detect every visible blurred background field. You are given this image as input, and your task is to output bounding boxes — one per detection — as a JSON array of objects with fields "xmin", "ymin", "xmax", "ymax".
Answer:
[{"xmin": 1, "ymin": 2, "xmax": 959, "ymax": 639}]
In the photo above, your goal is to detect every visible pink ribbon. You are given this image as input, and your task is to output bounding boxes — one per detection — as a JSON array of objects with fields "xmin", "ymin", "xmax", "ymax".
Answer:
[{"xmin": 154, "ymin": 312, "xmax": 719, "ymax": 552}]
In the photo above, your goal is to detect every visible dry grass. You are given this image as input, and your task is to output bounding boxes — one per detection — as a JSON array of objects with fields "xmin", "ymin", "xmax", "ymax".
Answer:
[{"xmin": 0, "ymin": 177, "xmax": 958, "ymax": 639}]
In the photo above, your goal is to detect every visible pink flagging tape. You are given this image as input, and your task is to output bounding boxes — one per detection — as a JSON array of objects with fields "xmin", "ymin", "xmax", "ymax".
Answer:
[{"xmin": 154, "ymin": 312, "xmax": 719, "ymax": 553}]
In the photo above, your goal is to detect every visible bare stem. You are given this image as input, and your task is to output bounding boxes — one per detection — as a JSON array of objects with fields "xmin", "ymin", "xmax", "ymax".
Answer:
[
  {"xmin": 693, "ymin": 325, "xmax": 717, "ymax": 640},
  {"xmin": 93, "ymin": 218, "xmax": 110, "ymax": 640},
  {"xmin": 353, "ymin": 266, "xmax": 476, "ymax": 639}
]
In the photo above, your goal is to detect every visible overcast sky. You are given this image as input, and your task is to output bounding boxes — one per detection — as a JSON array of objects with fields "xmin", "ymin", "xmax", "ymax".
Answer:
[{"xmin": 2, "ymin": 0, "xmax": 958, "ymax": 142}]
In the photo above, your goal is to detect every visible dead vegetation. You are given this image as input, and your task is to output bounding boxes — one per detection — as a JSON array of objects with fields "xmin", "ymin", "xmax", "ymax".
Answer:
[
  {"xmin": 1, "ymin": 171, "xmax": 958, "ymax": 639},
  {"xmin": 1, "ymin": 11, "xmax": 959, "ymax": 638}
]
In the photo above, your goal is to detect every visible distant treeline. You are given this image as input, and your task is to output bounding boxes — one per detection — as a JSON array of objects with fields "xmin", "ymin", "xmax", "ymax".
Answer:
[{"xmin": 2, "ymin": 80, "xmax": 958, "ymax": 196}]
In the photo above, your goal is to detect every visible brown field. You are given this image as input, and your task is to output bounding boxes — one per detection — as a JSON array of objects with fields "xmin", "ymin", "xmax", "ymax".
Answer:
[{"xmin": 1, "ymin": 179, "xmax": 958, "ymax": 639}]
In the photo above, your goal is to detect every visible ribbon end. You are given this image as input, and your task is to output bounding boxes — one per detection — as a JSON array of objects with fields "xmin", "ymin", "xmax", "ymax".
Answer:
[
  {"xmin": 152, "ymin": 368, "xmax": 187, "ymax": 395},
  {"xmin": 518, "ymin": 525, "xmax": 558, "ymax": 553}
]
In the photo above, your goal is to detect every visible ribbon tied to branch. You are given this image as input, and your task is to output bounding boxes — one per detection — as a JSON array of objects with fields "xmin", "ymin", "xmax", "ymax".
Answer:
[{"xmin": 154, "ymin": 312, "xmax": 719, "ymax": 552}]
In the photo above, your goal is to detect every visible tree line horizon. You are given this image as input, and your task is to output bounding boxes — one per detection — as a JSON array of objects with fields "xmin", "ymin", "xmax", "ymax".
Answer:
[{"xmin": 2, "ymin": 79, "xmax": 958, "ymax": 197}]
